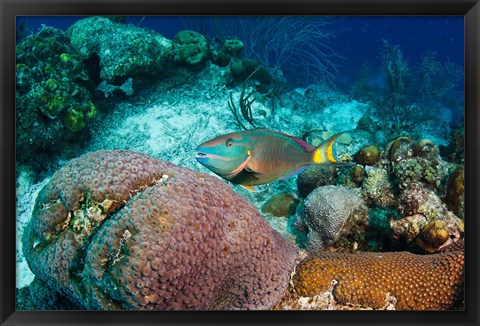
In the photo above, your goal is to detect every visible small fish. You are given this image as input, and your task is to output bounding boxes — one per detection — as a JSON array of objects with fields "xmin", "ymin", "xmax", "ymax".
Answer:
[{"xmin": 195, "ymin": 129, "xmax": 353, "ymax": 191}]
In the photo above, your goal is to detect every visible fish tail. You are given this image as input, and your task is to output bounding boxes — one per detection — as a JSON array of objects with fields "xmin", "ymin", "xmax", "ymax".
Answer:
[{"xmin": 311, "ymin": 132, "xmax": 353, "ymax": 166}]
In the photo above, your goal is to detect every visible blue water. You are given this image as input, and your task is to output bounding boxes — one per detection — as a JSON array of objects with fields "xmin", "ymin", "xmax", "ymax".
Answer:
[{"xmin": 16, "ymin": 15, "xmax": 464, "ymax": 84}]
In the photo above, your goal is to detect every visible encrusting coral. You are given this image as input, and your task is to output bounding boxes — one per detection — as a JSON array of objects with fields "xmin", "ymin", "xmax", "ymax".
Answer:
[
  {"xmin": 23, "ymin": 150, "xmax": 298, "ymax": 310},
  {"xmin": 285, "ymin": 245, "xmax": 464, "ymax": 310}
]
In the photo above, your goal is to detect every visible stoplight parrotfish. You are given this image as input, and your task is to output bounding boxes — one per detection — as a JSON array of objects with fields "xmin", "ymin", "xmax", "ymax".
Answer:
[{"xmin": 195, "ymin": 129, "xmax": 353, "ymax": 191}]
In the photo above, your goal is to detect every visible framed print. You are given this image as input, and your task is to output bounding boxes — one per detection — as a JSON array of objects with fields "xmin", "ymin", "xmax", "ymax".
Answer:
[{"xmin": 1, "ymin": 0, "xmax": 479, "ymax": 325}]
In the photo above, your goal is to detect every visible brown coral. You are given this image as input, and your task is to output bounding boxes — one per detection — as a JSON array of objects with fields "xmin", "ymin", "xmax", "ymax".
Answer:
[
  {"xmin": 445, "ymin": 166, "xmax": 464, "ymax": 219},
  {"xmin": 353, "ymin": 144, "xmax": 381, "ymax": 166},
  {"xmin": 261, "ymin": 193, "xmax": 300, "ymax": 217},
  {"xmin": 292, "ymin": 249, "xmax": 464, "ymax": 310},
  {"xmin": 23, "ymin": 150, "xmax": 298, "ymax": 310}
]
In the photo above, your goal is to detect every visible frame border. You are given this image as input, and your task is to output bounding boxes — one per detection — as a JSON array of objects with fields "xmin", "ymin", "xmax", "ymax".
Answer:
[{"xmin": 1, "ymin": 1, "xmax": 479, "ymax": 325}]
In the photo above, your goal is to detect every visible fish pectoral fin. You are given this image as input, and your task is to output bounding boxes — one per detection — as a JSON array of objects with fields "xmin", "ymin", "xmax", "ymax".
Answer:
[
  {"xmin": 240, "ymin": 184, "xmax": 257, "ymax": 192},
  {"xmin": 244, "ymin": 167, "xmax": 261, "ymax": 173}
]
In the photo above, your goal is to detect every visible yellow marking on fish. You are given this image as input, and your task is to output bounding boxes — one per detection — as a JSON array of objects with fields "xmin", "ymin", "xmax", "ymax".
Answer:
[
  {"xmin": 326, "ymin": 135, "xmax": 339, "ymax": 163},
  {"xmin": 240, "ymin": 184, "xmax": 256, "ymax": 191},
  {"xmin": 247, "ymin": 150, "xmax": 251, "ymax": 156},
  {"xmin": 313, "ymin": 149, "xmax": 323, "ymax": 164}
]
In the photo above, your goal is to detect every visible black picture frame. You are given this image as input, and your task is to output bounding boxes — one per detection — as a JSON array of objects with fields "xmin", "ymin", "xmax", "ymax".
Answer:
[{"xmin": 1, "ymin": 0, "xmax": 479, "ymax": 325}]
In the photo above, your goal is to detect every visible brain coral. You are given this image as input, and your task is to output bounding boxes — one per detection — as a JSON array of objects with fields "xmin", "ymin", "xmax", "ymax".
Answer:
[
  {"xmin": 292, "ymin": 248, "xmax": 464, "ymax": 310},
  {"xmin": 67, "ymin": 17, "xmax": 172, "ymax": 82},
  {"xmin": 23, "ymin": 150, "xmax": 298, "ymax": 310},
  {"xmin": 301, "ymin": 185, "xmax": 369, "ymax": 251}
]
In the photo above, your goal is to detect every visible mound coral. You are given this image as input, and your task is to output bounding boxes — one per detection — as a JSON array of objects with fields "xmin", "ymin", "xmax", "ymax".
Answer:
[
  {"xmin": 445, "ymin": 166, "xmax": 464, "ymax": 219},
  {"xmin": 172, "ymin": 30, "xmax": 209, "ymax": 66},
  {"xmin": 67, "ymin": 17, "xmax": 172, "ymax": 82},
  {"xmin": 261, "ymin": 193, "xmax": 300, "ymax": 217},
  {"xmin": 290, "ymin": 248, "xmax": 464, "ymax": 310},
  {"xmin": 296, "ymin": 165, "xmax": 337, "ymax": 198},
  {"xmin": 23, "ymin": 150, "xmax": 298, "ymax": 310},
  {"xmin": 353, "ymin": 144, "xmax": 381, "ymax": 166},
  {"xmin": 300, "ymin": 185, "xmax": 369, "ymax": 251}
]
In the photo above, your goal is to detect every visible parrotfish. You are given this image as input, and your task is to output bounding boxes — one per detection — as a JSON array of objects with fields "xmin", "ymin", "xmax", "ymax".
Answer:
[{"xmin": 195, "ymin": 129, "xmax": 353, "ymax": 191}]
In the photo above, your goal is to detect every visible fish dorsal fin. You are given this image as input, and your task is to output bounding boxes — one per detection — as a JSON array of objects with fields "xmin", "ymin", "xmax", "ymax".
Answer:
[{"xmin": 255, "ymin": 129, "xmax": 315, "ymax": 152}]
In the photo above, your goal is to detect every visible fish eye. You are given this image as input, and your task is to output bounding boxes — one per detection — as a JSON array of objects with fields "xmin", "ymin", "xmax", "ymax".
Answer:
[{"xmin": 226, "ymin": 139, "xmax": 234, "ymax": 147}]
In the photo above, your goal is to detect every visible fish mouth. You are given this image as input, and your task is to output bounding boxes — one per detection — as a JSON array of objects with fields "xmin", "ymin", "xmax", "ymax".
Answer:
[
  {"xmin": 195, "ymin": 148, "xmax": 210, "ymax": 161},
  {"xmin": 195, "ymin": 151, "xmax": 208, "ymax": 158}
]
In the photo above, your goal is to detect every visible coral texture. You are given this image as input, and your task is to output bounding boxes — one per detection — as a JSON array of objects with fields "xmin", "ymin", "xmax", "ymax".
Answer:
[
  {"xmin": 16, "ymin": 25, "xmax": 96, "ymax": 163},
  {"xmin": 261, "ymin": 193, "xmax": 300, "ymax": 217},
  {"xmin": 353, "ymin": 144, "xmax": 381, "ymax": 166},
  {"xmin": 296, "ymin": 165, "xmax": 337, "ymax": 198},
  {"xmin": 301, "ymin": 185, "xmax": 369, "ymax": 251},
  {"xmin": 445, "ymin": 166, "xmax": 464, "ymax": 219},
  {"xmin": 67, "ymin": 17, "xmax": 172, "ymax": 82},
  {"xmin": 23, "ymin": 150, "xmax": 298, "ymax": 310},
  {"xmin": 292, "ymin": 249, "xmax": 464, "ymax": 310},
  {"xmin": 172, "ymin": 30, "xmax": 209, "ymax": 66}
]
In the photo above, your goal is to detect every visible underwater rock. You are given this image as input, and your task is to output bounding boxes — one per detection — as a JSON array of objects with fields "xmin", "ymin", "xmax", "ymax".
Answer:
[
  {"xmin": 301, "ymin": 185, "xmax": 369, "ymax": 251},
  {"xmin": 353, "ymin": 144, "xmax": 381, "ymax": 166},
  {"xmin": 416, "ymin": 220, "xmax": 450, "ymax": 253},
  {"xmin": 172, "ymin": 30, "xmax": 209, "ymax": 66},
  {"xmin": 296, "ymin": 165, "xmax": 337, "ymax": 198},
  {"xmin": 288, "ymin": 246, "xmax": 464, "ymax": 310},
  {"xmin": 23, "ymin": 150, "xmax": 298, "ymax": 310},
  {"xmin": 261, "ymin": 193, "xmax": 300, "ymax": 217},
  {"xmin": 67, "ymin": 17, "xmax": 172, "ymax": 82},
  {"xmin": 445, "ymin": 166, "xmax": 464, "ymax": 219}
]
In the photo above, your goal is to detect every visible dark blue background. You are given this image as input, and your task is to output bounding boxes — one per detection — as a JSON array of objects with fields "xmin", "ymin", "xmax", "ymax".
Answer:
[{"xmin": 16, "ymin": 16, "xmax": 464, "ymax": 88}]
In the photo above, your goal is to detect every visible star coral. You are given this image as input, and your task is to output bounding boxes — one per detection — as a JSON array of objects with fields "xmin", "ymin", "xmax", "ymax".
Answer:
[
  {"xmin": 291, "ymin": 248, "xmax": 464, "ymax": 310},
  {"xmin": 23, "ymin": 150, "xmax": 298, "ymax": 310}
]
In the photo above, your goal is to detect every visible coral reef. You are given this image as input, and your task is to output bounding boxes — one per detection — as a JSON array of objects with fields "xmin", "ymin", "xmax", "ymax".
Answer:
[
  {"xmin": 300, "ymin": 185, "xmax": 369, "ymax": 251},
  {"xmin": 388, "ymin": 137, "xmax": 452, "ymax": 191},
  {"xmin": 172, "ymin": 30, "xmax": 209, "ymax": 66},
  {"xmin": 445, "ymin": 166, "xmax": 464, "ymax": 219},
  {"xmin": 210, "ymin": 37, "xmax": 244, "ymax": 67},
  {"xmin": 67, "ymin": 17, "xmax": 172, "ymax": 82},
  {"xmin": 22, "ymin": 150, "xmax": 298, "ymax": 310},
  {"xmin": 16, "ymin": 277, "xmax": 81, "ymax": 310},
  {"xmin": 288, "ymin": 247, "xmax": 464, "ymax": 310},
  {"xmin": 296, "ymin": 165, "xmax": 337, "ymax": 198},
  {"xmin": 390, "ymin": 182, "xmax": 463, "ymax": 252},
  {"xmin": 261, "ymin": 193, "xmax": 300, "ymax": 217},
  {"xmin": 16, "ymin": 25, "xmax": 96, "ymax": 164},
  {"xmin": 361, "ymin": 166, "xmax": 395, "ymax": 207},
  {"xmin": 416, "ymin": 220, "xmax": 450, "ymax": 253}
]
